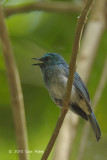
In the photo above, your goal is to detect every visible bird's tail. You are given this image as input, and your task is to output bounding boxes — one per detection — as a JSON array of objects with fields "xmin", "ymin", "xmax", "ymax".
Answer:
[{"xmin": 88, "ymin": 112, "xmax": 101, "ymax": 141}]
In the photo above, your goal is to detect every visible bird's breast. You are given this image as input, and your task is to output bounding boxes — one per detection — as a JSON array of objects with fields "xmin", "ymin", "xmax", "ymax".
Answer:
[
  {"xmin": 43, "ymin": 65, "xmax": 67, "ymax": 99},
  {"xmin": 48, "ymin": 74, "xmax": 67, "ymax": 100}
]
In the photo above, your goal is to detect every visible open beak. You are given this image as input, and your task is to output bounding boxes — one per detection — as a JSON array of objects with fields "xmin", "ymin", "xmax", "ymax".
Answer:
[{"xmin": 32, "ymin": 58, "xmax": 43, "ymax": 66}]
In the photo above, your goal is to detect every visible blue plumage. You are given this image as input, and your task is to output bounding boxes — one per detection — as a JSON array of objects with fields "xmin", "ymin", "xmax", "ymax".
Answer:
[{"xmin": 33, "ymin": 53, "xmax": 101, "ymax": 141}]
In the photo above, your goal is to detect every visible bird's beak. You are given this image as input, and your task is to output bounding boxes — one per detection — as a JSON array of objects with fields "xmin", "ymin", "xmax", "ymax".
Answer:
[{"xmin": 32, "ymin": 58, "xmax": 43, "ymax": 66}]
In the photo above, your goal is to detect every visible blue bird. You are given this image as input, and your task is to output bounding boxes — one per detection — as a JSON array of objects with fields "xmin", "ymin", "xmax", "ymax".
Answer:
[{"xmin": 32, "ymin": 53, "xmax": 101, "ymax": 141}]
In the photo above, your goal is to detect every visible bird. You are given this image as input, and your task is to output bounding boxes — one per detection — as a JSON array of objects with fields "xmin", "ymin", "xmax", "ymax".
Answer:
[{"xmin": 32, "ymin": 53, "xmax": 101, "ymax": 141}]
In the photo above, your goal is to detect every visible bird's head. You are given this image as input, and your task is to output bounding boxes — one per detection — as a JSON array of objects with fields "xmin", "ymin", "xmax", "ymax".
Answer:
[{"xmin": 32, "ymin": 53, "xmax": 66, "ymax": 70}]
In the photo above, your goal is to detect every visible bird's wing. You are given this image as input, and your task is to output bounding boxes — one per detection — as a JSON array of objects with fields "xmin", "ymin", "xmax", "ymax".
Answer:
[
  {"xmin": 61, "ymin": 64, "xmax": 92, "ymax": 113},
  {"xmin": 74, "ymin": 72, "xmax": 90, "ymax": 102},
  {"xmin": 62, "ymin": 65, "xmax": 92, "ymax": 114},
  {"xmin": 70, "ymin": 103, "xmax": 88, "ymax": 120},
  {"xmin": 62, "ymin": 65, "xmax": 90, "ymax": 102},
  {"xmin": 73, "ymin": 72, "xmax": 93, "ymax": 115}
]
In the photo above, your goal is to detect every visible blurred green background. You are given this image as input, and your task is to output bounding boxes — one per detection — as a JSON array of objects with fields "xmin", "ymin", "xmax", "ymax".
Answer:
[{"xmin": 0, "ymin": 0, "xmax": 107, "ymax": 160}]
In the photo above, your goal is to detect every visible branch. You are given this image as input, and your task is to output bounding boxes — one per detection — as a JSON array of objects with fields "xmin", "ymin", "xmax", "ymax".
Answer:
[
  {"xmin": 41, "ymin": 0, "xmax": 94, "ymax": 159},
  {"xmin": 4, "ymin": 1, "xmax": 82, "ymax": 17},
  {"xmin": 76, "ymin": 57, "xmax": 107, "ymax": 160},
  {"xmin": 77, "ymin": 0, "xmax": 107, "ymax": 82},
  {"xmin": 63, "ymin": 0, "xmax": 94, "ymax": 108},
  {"xmin": 0, "ymin": 3, "xmax": 29, "ymax": 160},
  {"xmin": 53, "ymin": 0, "xmax": 106, "ymax": 159}
]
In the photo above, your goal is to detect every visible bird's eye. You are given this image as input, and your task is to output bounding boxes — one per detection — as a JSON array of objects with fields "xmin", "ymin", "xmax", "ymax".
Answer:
[{"xmin": 45, "ymin": 57, "xmax": 50, "ymax": 61}]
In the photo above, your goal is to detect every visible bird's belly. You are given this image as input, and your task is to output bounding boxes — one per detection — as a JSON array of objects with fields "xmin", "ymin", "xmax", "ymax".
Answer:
[
  {"xmin": 49, "ymin": 84, "xmax": 65, "ymax": 100},
  {"xmin": 47, "ymin": 75, "xmax": 67, "ymax": 101},
  {"xmin": 47, "ymin": 75, "xmax": 78, "ymax": 107}
]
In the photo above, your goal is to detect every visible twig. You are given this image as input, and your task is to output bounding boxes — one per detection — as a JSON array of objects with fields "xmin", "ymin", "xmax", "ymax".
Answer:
[
  {"xmin": 53, "ymin": 0, "xmax": 106, "ymax": 159},
  {"xmin": 0, "ymin": 3, "xmax": 29, "ymax": 160},
  {"xmin": 76, "ymin": 57, "xmax": 107, "ymax": 160},
  {"xmin": 41, "ymin": 0, "xmax": 94, "ymax": 159},
  {"xmin": 63, "ymin": 0, "xmax": 94, "ymax": 108},
  {"xmin": 53, "ymin": 111, "xmax": 79, "ymax": 160},
  {"xmin": 4, "ymin": 1, "xmax": 82, "ymax": 17},
  {"xmin": 77, "ymin": 0, "xmax": 107, "ymax": 82}
]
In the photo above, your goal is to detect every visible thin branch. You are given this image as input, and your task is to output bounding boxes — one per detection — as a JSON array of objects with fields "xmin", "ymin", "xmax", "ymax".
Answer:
[
  {"xmin": 41, "ymin": 0, "xmax": 94, "ymax": 160},
  {"xmin": 53, "ymin": 111, "xmax": 79, "ymax": 160},
  {"xmin": 76, "ymin": 57, "xmax": 107, "ymax": 160},
  {"xmin": 77, "ymin": 0, "xmax": 107, "ymax": 82},
  {"xmin": 63, "ymin": 0, "xmax": 94, "ymax": 108},
  {"xmin": 0, "ymin": 3, "xmax": 29, "ymax": 160},
  {"xmin": 4, "ymin": 1, "xmax": 82, "ymax": 17},
  {"xmin": 53, "ymin": 0, "xmax": 106, "ymax": 159}
]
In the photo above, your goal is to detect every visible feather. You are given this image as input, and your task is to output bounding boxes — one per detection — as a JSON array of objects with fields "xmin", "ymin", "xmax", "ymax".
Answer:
[{"xmin": 88, "ymin": 112, "xmax": 101, "ymax": 141}]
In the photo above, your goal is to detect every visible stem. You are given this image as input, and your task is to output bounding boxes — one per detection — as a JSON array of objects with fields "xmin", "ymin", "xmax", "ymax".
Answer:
[
  {"xmin": 4, "ymin": 2, "xmax": 82, "ymax": 17},
  {"xmin": 41, "ymin": 0, "xmax": 94, "ymax": 159},
  {"xmin": 0, "ymin": 3, "xmax": 29, "ymax": 160}
]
